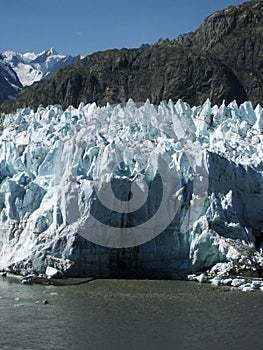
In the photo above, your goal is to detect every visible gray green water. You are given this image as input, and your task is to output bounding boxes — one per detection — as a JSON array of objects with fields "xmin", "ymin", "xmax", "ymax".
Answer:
[{"xmin": 0, "ymin": 276, "xmax": 262, "ymax": 350}]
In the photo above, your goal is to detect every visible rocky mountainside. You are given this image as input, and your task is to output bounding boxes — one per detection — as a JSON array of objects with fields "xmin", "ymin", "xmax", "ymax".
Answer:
[
  {"xmin": 0, "ymin": 49, "xmax": 80, "ymax": 104},
  {"xmin": 0, "ymin": 0, "xmax": 262, "ymax": 113},
  {"xmin": 0, "ymin": 57, "xmax": 22, "ymax": 102},
  {"xmin": 192, "ymin": 0, "xmax": 263, "ymax": 105}
]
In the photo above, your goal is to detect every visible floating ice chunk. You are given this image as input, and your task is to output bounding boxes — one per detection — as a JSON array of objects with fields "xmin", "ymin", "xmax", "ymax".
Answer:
[
  {"xmin": 21, "ymin": 275, "xmax": 34, "ymax": 284},
  {"xmin": 45, "ymin": 266, "xmax": 61, "ymax": 279},
  {"xmin": 196, "ymin": 273, "xmax": 207, "ymax": 283},
  {"xmin": 221, "ymin": 278, "xmax": 232, "ymax": 285},
  {"xmin": 241, "ymin": 285, "xmax": 255, "ymax": 292},
  {"xmin": 210, "ymin": 277, "xmax": 222, "ymax": 286},
  {"xmin": 251, "ymin": 280, "xmax": 261, "ymax": 289},
  {"xmin": 187, "ymin": 274, "xmax": 197, "ymax": 281},
  {"xmin": 231, "ymin": 279, "xmax": 246, "ymax": 287}
]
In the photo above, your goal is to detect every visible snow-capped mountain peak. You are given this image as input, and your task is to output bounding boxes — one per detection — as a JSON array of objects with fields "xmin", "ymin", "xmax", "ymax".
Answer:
[
  {"xmin": 1, "ymin": 48, "xmax": 80, "ymax": 87},
  {"xmin": 30, "ymin": 48, "xmax": 62, "ymax": 65},
  {"xmin": 22, "ymin": 51, "xmax": 39, "ymax": 63}
]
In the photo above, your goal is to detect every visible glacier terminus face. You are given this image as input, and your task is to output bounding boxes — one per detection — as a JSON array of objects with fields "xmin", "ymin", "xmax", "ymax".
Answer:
[{"xmin": 0, "ymin": 98, "xmax": 263, "ymax": 278}]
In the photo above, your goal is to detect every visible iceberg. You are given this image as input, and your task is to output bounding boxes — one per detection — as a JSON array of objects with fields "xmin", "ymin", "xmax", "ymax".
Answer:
[{"xmin": 0, "ymin": 98, "xmax": 262, "ymax": 278}]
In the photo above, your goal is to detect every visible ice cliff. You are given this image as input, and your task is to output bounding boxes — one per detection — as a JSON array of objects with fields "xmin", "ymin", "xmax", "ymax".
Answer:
[{"xmin": 0, "ymin": 99, "xmax": 263, "ymax": 278}]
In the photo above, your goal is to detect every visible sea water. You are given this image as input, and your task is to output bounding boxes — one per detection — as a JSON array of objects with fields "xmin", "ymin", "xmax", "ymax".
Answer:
[{"xmin": 0, "ymin": 276, "xmax": 262, "ymax": 350}]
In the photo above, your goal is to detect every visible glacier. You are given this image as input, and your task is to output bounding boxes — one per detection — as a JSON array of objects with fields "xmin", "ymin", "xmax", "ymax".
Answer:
[{"xmin": 0, "ymin": 98, "xmax": 263, "ymax": 278}]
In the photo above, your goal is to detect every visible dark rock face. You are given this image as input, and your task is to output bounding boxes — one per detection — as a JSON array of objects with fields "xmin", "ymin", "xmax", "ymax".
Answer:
[
  {"xmin": 0, "ymin": 0, "xmax": 262, "ymax": 113},
  {"xmin": 192, "ymin": 0, "xmax": 263, "ymax": 104},
  {"xmin": 0, "ymin": 59, "xmax": 22, "ymax": 104},
  {"xmin": 42, "ymin": 55, "xmax": 81, "ymax": 80}
]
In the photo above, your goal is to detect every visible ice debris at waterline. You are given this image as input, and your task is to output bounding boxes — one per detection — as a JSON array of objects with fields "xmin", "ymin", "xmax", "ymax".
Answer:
[
  {"xmin": 188, "ymin": 271, "xmax": 263, "ymax": 293},
  {"xmin": 0, "ymin": 98, "xmax": 263, "ymax": 278}
]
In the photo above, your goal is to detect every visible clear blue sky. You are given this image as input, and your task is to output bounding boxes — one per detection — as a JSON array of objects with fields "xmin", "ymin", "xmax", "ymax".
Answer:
[{"xmin": 1, "ymin": 0, "xmax": 246, "ymax": 56}]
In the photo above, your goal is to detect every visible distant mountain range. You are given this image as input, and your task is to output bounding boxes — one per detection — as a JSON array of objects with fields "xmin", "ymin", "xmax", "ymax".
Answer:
[
  {"xmin": 0, "ymin": 48, "xmax": 80, "ymax": 103},
  {"xmin": 1, "ymin": 0, "xmax": 263, "ymax": 113}
]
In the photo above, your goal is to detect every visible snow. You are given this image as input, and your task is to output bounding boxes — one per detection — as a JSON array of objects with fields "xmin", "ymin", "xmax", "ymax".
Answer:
[
  {"xmin": 13, "ymin": 62, "xmax": 43, "ymax": 87},
  {"xmin": 22, "ymin": 52, "xmax": 38, "ymax": 62},
  {"xmin": 0, "ymin": 98, "xmax": 263, "ymax": 277},
  {"xmin": 1, "ymin": 49, "xmax": 80, "ymax": 87}
]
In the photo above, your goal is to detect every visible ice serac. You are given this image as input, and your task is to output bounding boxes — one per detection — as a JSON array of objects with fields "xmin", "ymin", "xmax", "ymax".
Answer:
[{"xmin": 0, "ymin": 99, "xmax": 262, "ymax": 278}]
